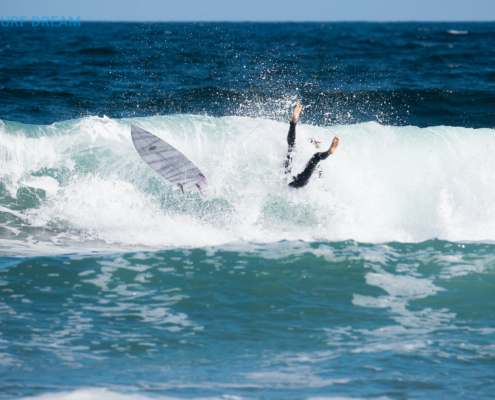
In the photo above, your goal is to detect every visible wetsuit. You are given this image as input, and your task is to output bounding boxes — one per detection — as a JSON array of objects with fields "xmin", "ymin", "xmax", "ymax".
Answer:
[{"xmin": 285, "ymin": 121, "xmax": 330, "ymax": 189}]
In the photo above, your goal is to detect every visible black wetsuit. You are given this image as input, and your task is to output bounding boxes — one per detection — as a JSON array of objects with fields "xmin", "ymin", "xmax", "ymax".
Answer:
[{"xmin": 285, "ymin": 121, "xmax": 330, "ymax": 188}]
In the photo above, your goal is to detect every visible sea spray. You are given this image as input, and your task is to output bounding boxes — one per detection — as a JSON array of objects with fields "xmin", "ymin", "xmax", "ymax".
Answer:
[{"xmin": 1, "ymin": 115, "xmax": 495, "ymax": 254}]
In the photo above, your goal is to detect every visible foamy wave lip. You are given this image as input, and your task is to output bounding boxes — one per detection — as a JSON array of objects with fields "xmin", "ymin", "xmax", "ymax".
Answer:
[{"xmin": 447, "ymin": 30, "xmax": 468, "ymax": 35}]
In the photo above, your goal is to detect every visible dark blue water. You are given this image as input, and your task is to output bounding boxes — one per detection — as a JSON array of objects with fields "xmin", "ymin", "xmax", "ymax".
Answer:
[
  {"xmin": 1, "ymin": 22, "xmax": 495, "ymax": 400},
  {"xmin": 2, "ymin": 22, "xmax": 495, "ymax": 127}
]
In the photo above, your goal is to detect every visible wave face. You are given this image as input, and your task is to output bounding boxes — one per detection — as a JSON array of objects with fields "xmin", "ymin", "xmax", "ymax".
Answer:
[{"xmin": 1, "ymin": 115, "xmax": 494, "ymax": 253}]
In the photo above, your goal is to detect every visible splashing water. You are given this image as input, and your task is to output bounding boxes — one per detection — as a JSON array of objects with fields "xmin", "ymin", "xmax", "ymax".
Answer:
[{"xmin": 1, "ymin": 115, "xmax": 494, "ymax": 254}]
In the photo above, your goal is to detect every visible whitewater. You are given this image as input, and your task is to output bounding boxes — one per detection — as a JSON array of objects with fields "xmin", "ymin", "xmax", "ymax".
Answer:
[
  {"xmin": 1, "ymin": 115, "xmax": 494, "ymax": 255},
  {"xmin": 2, "ymin": 21, "xmax": 495, "ymax": 400}
]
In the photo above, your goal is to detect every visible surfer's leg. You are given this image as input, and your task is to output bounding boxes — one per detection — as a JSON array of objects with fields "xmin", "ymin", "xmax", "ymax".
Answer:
[
  {"xmin": 289, "ymin": 152, "xmax": 328, "ymax": 188},
  {"xmin": 289, "ymin": 136, "xmax": 339, "ymax": 188},
  {"xmin": 285, "ymin": 105, "xmax": 302, "ymax": 174},
  {"xmin": 284, "ymin": 122, "xmax": 296, "ymax": 174}
]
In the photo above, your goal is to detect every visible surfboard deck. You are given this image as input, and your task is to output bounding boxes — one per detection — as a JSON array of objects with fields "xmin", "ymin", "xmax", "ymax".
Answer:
[{"xmin": 131, "ymin": 125, "xmax": 208, "ymax": 194}]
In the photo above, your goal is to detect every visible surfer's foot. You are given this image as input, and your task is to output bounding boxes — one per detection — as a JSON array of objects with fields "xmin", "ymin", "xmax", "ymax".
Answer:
[
  {"xmin": 292, "ymin": 105, "xmax": 302, "ymax": 123},
  {"xmin": 328, "ymin": 136, "xmax": 339, "ymax": 154}
]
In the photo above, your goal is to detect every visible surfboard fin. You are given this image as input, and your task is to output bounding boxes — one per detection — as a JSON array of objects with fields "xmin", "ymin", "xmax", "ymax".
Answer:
[
  {"xmin": 199, "ymin": 174, "xmax": 208, "ymax": 186},
  {"xmin": 196, "ymin": 184, "xmax": 203, "ymax": 195},
  {"xmin": 178, "ymin": 184, "xmax": 185, "ymax": 195}
]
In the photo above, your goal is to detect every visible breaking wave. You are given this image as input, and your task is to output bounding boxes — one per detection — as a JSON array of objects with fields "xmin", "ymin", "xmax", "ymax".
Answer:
[{"xmin": 1, "ymin": 114, "xmax": 494, "ymax": 253}]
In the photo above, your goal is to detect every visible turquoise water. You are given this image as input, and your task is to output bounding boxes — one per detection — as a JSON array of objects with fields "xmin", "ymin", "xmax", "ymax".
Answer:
[
  {"xmin": 2, "ymin": 241, "xmax": 495, "ymax": 399},
  {"xmin": 2, "ymin": 22, "xmax": 495, "ymax": 400},
  {"xmin": 1, "ymin": 116, "xmax": 495, "ymax": 399}
]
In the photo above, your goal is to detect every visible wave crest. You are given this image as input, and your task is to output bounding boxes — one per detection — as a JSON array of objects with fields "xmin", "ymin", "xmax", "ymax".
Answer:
[{"xmin": 1, "ymin": 114, "xmax": 495, "ymax": 252}]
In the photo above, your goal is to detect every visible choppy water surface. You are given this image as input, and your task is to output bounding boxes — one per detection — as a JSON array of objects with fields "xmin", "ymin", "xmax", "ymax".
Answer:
[
  {"xmin": 0, "ymin": 22, "xmax": 494, "ymax": 400},
  {"xmin": 3, "ymin": 241, "xmax": 495, "ymax": 400}
]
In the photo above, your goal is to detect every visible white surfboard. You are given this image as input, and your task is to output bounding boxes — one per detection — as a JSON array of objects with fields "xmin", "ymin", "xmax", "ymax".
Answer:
[{"xmin": 131, "ymin": 125, "xmax": 208, "ymax": 194}]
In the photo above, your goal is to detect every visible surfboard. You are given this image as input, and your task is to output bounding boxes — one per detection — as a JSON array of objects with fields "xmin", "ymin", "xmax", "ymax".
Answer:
[{"xmin": 131, "ymin": 125, "xmax": 208, "ymax": 194}]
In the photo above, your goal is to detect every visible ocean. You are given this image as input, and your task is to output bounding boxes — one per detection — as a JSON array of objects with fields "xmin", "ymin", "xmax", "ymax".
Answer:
[{"xmin": 0, "ymin": 22, "xmax": 494, "ymax": 399}]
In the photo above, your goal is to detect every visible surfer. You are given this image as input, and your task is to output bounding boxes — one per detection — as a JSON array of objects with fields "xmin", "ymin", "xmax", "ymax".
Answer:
[{"xmin": 285, "ymin": 105, "xmax": 339, "ymax": 188}]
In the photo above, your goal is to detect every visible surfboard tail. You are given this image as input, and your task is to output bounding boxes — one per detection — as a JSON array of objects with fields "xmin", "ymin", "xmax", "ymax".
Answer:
[{"xmin": 199, "ymin": 174, "xmax": 208, "ymax": 186}]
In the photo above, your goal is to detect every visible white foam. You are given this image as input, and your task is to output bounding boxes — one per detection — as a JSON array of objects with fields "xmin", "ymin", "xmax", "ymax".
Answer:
[
  {"xmin": 17, "ymin": 388, "xmax": 247, "ymax": 400},
  {"xmin": 364, "ymin": 272, "xmax": 442, "ymax": 298},
  {"xmin": 352, "ymin": 269, "xmax": 450, "ymax": 328},
  {"xmin": 28, "ymin": 175, "xmax": 232, "ymax": 248},
  {"xmin": 20, "ymin": 175, "xmax": 59, "ymax": 197},
  {"xmin": 2, "ymin": 115, "xmax": 495, "ymax": 252},
  {"xmin": 245, "ymin": 370, "xmax": 349, "ymax": 388},
  {"xmin": 308, "ymin": 398, "xmax": 390, "ymax": 400}
]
